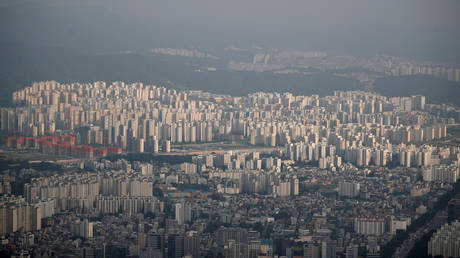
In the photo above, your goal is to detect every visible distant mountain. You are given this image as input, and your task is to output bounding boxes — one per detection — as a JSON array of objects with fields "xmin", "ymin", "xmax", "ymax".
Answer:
[
  {"xmin": 2, "ymin": 40, "xmax": 459, "ymax": 108},
  {"xmin": 0, "ymin": 43, "xmax": 364, "ymax": 106}
]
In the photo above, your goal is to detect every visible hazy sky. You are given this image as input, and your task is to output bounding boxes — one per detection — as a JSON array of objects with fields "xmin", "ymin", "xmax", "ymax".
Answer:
[{"xmin": 2, "ymin": 0, "xmax": 460, "ymax": 62}]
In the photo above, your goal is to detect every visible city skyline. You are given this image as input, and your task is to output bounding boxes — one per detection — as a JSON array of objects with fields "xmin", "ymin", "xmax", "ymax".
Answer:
[
  {"xmin": 1, "ymin": 81, "xmax": 460, "ymax": 257},
  {"xmin": 1, "ymin": 0, "xmax": 460, "ymax": 257}
]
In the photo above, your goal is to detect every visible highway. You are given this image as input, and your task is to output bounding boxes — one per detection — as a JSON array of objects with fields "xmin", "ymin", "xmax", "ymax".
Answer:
[
  {"xmin": 155, "ymin": 146, "xmax": 278, "ymax": 156},
  {"xmin": 392, "ymin": 209, "xmax": 447, "ymax": 258}
]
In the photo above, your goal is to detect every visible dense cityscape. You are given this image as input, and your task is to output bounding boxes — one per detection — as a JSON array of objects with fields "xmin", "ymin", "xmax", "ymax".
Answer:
[{"xmin": 0, "ymin": 81, "xmax": 460, "ymax": 257}]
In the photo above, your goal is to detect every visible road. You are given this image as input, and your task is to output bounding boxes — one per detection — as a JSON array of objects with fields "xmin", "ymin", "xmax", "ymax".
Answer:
[
  {"xmin": 156, "ymin": 147, "xmax": 278, "ymax": 156},
  {"xmin": 392, "ymin": 209, "xmax": 447, "ymax": 258}
]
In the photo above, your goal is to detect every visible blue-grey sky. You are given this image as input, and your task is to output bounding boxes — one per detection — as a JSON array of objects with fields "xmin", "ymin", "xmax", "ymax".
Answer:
[{"xmin": 1, "ymin": 0, "xmax": 460, "ymax": 62}]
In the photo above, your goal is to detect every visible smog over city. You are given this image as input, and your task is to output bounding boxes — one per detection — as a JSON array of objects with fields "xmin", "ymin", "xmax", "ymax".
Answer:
[{"xmin": 1, "ymin": 1, "xmax": 460, "ymax": 258}]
